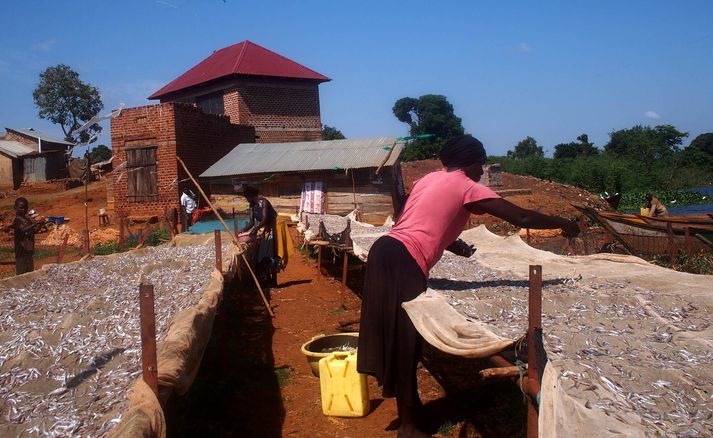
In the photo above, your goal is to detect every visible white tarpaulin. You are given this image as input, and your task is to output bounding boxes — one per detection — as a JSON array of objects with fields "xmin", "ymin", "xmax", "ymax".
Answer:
[{"xmin": 296, "ymin": 215, "xmax": 713, "ymax": 436}]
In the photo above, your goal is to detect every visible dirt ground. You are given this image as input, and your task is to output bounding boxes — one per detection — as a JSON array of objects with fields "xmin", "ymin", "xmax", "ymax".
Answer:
[{"xmin": 1, "ymin": 167, "xmax": 610, "ymax": 436}]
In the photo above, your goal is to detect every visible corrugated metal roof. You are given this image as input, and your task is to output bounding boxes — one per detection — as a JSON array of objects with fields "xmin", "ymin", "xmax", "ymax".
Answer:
[
  {"xmin": 200, "ymin": 137, "xmax": 404, "ymax": 178},
  {"xmin": 149, "ymin": 40, "xmax": 330, "ymax": 100},
  {"xmin": 0, "ymin": 140, "xmax": 36, "ymax": 158},
  {"xmin": 5, "ymin": 128, "xmax": 74, "ymax": 146}
]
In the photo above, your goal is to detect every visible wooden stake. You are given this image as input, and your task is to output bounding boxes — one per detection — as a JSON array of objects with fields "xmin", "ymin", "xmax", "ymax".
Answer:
[
  {"xmin": 215, "ymin": 230, "xmax": 223, "ymax": 272},
  {"xmin": 139, "ymin": 283, "xmax": 158, "ymax": 396},
  {"xmin": 83, "ymin": 229, "xmax": 90, "ymax": 255},
  {"xmin": 341, "ymin": 248, "xmax": 348, "ymax": 292},
  {"xmin": 667, "ymin": 222, "xmax": 676, "ymax": 270},
  {"xmin": 528, "ymin": 265, "xmax": 542, "ymax": 438},
  {"xmin": 119, "ymin": 214, "xmax": 125, "ymax": 251},
  {"xmin": 57, "ymin": 235, "xmax": 69, "ymax": 264},
  {"xmin": 172, "ymin": 208, "xmax": 178, "ymax": 236},
  {"xmin": 176, "ymin": 155, "xmax": 274, "ymax": 317}
]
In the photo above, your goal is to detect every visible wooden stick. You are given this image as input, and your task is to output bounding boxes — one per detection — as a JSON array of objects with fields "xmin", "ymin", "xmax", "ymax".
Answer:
[
  {"xmin": 479, "ymin": 365, "xmax": 524, "ymax": 379},
  {"xmin": 139, "ymin": 283, "xmax": 158, "ymax": 396},
  {"xmin": 57, "ymin": 235, "xmax": 69, "ymax": 264},
  {"xmin": 528, "ymin": 265, "xmax": 542, "ymax": 438},
  {"xmin": 119, "ymin": 214, "xmax": 125, "ymax": 251},
  {"xmin": 176, "ymin": 156, "xmax": 274, "ymax": 317},
  {"xmin": 215, "ymin": 230, "xmax": 222, "ymax": 272}
]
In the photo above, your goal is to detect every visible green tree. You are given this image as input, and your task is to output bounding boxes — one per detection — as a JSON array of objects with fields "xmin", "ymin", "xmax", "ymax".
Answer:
[
  {"xmin": 604, "ymin": 124, "xmax": 688, "ymax": 166},
  {"xmin": 507, "ymin": 136, "xmax": 544, "ymax": 159},
  {"xmin": 321, "ymin": 125, "xmax": 345, "ymax": 140},
  {"xmin": 393, "ymin": 95, "xmax": 465, "ymax": 161},
  {"xmin": 553, "ymin": 134, "xmax": 599, "ymax": 159},
  {"xmin": 88, "ymin": 144, "xmax": 112, "ymax": 163},
  {"xmin": 32, "ymin": 64, "xmax": 104, "ymax": 145},
  {"xmin": 683, "ymin": 132, "xmax": 713, "ymax": 172},
  {"xmin": 688, "ymin": 133, "xmax": 713, "ymax": 155}
]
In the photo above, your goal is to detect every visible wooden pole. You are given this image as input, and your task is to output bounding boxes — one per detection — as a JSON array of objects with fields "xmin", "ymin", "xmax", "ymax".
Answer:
[
  {"xmin": 528, "ymin": 265, "xmax": 542, "ymax": 438},
  {"xmin": 480, "ymin": 365, "xmax": 524, "ymax": 379},
  {"xmin": 176, "ymin": 155, "xmax": 274, "ymax": 317},
  {"xmin": 119, "ymin": 214, "xmax": 125, "ymax": 251},
  {"xmin": 667, "ymin": 222, "xmax": 676, "ymax": 269},
  {"xmin": 215, "ymin": 230, "xmax": 223, "ymax": 272},
  {"xmin": 232, "ymin": 208, "xmax": 238, "ymax": 234},
  {"xmin": 139, "ymin": 283, "xmax": 158, "ymax": 396},
  {"xmin": 57, "ymin": 235, "xmax": 69, "ymax": 264},
  {"xmin": 172, "ymin": 208, "xmax": 178, "ymax": 236},
  {"xmin": 341, "ymin": 248, "xmax": 348, "ymax": 292}
]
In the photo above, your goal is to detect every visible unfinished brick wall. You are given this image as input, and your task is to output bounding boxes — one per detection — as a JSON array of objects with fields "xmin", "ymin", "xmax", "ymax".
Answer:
[
  {"xmin": 174, "ymin": 105, "xmax": 255, "ymax": 188},
  {"xmin": 4, "ymin": 131, "xmax": 36, "ymax": 147},
  {"xmin": 111, "ymin": 102, "xmax": 254, "ymax": 218}
]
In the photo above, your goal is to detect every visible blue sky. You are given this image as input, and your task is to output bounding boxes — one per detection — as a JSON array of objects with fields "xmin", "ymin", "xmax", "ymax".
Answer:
[{"xmin": 1, "ymin": 0, "xmax": 712, "ymax": 157}]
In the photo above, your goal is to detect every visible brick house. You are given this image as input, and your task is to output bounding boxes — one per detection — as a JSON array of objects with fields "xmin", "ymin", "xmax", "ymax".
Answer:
[
  {"xmin": 109, "ymin": 103, "xmax": 254, "ymax": 218},
  {"xmin": 0, "ymin": 128, "xmax": 73, "ymax": 188},
  {"xmin": 148, "ymin": 40, "xmax": 330, "ymax": 143}
]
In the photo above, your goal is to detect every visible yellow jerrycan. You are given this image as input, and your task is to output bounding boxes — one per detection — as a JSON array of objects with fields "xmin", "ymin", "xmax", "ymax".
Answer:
[{"xmin": 318, "ymin": 350, "xmax": 370, "ymax": 417}]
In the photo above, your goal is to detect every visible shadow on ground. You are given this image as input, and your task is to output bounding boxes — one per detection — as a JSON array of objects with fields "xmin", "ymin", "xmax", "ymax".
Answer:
[{"xmin": 165, "ymin": 279, "xmax": 285, "ymax": 437}]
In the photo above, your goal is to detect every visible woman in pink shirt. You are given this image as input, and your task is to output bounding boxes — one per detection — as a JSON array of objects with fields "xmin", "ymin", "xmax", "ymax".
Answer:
[{"xmin": 357, "ymin": 135, "xmax": 580, "ymax": 438}]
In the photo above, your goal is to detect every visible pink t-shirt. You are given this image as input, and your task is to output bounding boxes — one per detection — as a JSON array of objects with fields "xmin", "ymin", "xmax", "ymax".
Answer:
[{"xmin": 388, "ymin": 169, "xmax": 500, "ymax": 278}]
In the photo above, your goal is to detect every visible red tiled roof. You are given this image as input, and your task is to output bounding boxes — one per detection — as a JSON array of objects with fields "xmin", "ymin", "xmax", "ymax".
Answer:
[{"xmin": 149, "ymin": 40, "xmax": 330, "ymax": 100}]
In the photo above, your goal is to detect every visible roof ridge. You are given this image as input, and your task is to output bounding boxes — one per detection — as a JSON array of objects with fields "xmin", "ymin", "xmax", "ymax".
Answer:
[
  {"xmin": 232, "ymin": 40, "xmax": 250, "ymax": 74},
  {"xmin": 245, "ymin": 41, "xmax": 327, "ymax": 78}
]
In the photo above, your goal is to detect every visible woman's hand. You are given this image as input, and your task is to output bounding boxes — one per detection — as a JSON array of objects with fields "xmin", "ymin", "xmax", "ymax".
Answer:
[{"xmin": 446, "ymin": 239, "xmax": 476, "ymax": 257}]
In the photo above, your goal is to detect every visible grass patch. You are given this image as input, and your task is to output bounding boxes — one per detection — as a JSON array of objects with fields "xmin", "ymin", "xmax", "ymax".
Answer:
[
  {"xmin": 328, "ymin": 306, "xmax": 346, "ymax": 316},
  {"xmin": 33, "ymin": 247, "xmax": 60, "ymax": 259},
  {"xmin": 651, "ymin": 250, "xmax": 713, "ymax": 275},
  {"xmin": 274, "ymin": 366, "xmax": 293, "ymax": 388},
  {"xmin": 91, "ymin": 241, "xmax": 120, "ymax": 256},
  {"xmin": 436, "ymin": 420, "xmax": 457, "ymax": 436},
  {"xmin": 0, "ymin": 247, "xmax": 13, "ymax": 261}
]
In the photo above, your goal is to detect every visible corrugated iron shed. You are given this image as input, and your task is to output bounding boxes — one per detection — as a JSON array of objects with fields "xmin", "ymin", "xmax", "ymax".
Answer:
[
  {"xmin": 149, "ymin": 40, "xmax": 330, "ymax": 100},
  {"xmin": 0, "ymin": 140, "xmax": 36, "ymax": 158},
  {"xmin": 5, "ymin": 128, "xmax": 74, "ymax": 146},
  {"xmin": 201, "ymin": 137, "xmax": 404, "ymax": 178}
]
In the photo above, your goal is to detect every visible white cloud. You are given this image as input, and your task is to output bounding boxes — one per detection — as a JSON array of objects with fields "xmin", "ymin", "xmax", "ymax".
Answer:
[
  {"xmin": 644, "ymin": 110, "xmax": 661, "ymax": 120},
  {"xmin": 517, "ymin": 42, "xmax": 533, "ymax": 54},
  {"xmin": 31, "ymin": 38, "xmax": 56, "ymax": 51}
]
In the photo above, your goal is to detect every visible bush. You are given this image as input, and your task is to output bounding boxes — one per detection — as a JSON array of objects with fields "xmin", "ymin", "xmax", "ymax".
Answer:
[{"xmin": 91, "ymin": 241, "xmax": 120, "ymax": 255}]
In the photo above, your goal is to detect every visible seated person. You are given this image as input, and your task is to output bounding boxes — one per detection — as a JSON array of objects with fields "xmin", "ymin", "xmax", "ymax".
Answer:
[{"xmin": 645, "ymin": 193, "xmax": 669, "ymax": 217}]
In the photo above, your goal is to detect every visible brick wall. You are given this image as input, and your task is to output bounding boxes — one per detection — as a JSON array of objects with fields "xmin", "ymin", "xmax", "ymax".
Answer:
[
  {"xmin": 110, "ymin": 102, "xmax": 254, "ymax": 218},
  {"xmin": 174, "ymin": 105, "xmax": 255, "ymax": 189},
  {"xmin": 4, "ymin": 131, "xmax": 39, "ymax": 150},
  {"xmin": 161, "ymin": 77, "xmax": 323, "ymax": 143},
  {"xmin": 224, "ymin": 80, "xmax": 322, "ymax": 142}
]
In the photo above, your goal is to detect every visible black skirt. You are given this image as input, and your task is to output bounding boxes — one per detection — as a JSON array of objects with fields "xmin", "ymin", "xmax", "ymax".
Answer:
[{"xmin": 357, "ymin": 235, "xmax": 427, "ymax": 405}]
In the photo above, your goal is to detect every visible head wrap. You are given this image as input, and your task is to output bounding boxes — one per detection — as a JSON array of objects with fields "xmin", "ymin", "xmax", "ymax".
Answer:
[{"xmin": 439, "ymin": 134, "xmax": 487, "ymax": 168}]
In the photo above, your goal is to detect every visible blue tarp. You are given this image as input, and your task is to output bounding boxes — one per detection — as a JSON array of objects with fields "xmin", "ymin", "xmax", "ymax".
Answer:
[{"xmin": 186, "ymin": 218, "xmax": 249, "ymax": 235}]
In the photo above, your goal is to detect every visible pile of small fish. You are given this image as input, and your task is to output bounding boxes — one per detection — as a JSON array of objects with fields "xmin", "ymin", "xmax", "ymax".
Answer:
[
  {"xmin": 431, "ymin": 252, "xmax": 713, "ymax": 436},
  {"xmin": 0, "ymin": 243, "xmax": 219, "ymax": 437},
  {"xmin": 306, "ymin": 213, "xmax": 713, "ymax": 436}
]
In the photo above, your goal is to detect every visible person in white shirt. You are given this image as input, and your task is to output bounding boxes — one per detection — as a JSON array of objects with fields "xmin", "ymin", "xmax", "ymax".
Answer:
[{"xmin": 180, "ymin": 186, "xmax": 197, "ymax": 226}]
